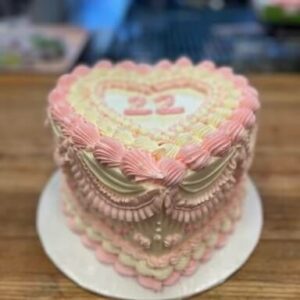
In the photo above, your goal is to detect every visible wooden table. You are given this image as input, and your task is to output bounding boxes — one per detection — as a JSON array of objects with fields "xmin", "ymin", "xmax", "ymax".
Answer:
[{"xmin": 0, "ymin": 74, "xmax": 299, "ymax": 299}]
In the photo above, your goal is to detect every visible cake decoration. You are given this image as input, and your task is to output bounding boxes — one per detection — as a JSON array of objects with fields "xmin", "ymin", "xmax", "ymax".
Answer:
[{"xmin": 48, "ymin": 57, "xmax": 260, "ymax": 291}]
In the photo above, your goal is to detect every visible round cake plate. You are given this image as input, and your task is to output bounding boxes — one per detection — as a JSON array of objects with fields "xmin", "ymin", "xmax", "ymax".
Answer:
[{"xmin": 37, "ymin": 171, "xmax": 263, "ymax": 300}]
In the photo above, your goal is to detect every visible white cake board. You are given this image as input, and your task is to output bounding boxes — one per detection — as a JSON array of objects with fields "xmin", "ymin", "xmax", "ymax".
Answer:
[{"xmin": 37, "ymin": 171, "xmax": 263, "ymax": 300}]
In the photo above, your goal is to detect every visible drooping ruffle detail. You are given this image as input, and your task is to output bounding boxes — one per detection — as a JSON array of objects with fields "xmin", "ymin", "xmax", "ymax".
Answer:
[
  {"xmin": 218, "ymin": 66, "xmax": 233, "ymax": 77},
  {"xmin": 66, "ymin": 154, "xmax": 162, "ymax": 223},
  {"xmin": 121, "ymin": 150, "xmax": 164, "ymax": 182},
  {"xmin": 164, "ymin": 150, "xmax": 240, "ymax": 223},
  {"xmin": 233, "ymin": 75, "xmax": 248, "ymax": 87},
  {"xmin": 94, "ymin": 137, "xmax": 125, "ymax": 167}
]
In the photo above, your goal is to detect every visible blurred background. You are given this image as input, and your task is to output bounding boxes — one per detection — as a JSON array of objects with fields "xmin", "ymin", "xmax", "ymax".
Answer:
[{"xmin": 0, "ymin": 0, "xmax": 300, "ymax": 74}]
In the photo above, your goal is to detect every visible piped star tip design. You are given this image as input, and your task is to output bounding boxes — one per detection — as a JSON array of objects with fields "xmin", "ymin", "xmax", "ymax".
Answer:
[
  {"xmin": 71, "ymin": 118, "xmax": 100, "ymax": 149},
  {"xmin": 121, "ymin": 150, "xmax": 164, "ymax": 182},
  {"xmin": 94, "ymin": 137, "xmax": 125, "ymax": 168}
]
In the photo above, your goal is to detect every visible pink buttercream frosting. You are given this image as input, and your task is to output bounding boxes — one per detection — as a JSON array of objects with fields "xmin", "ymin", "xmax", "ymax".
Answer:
[
  {"xmin": 48, "ymin": 88, "xmax": 66, "ymax": 104},
  {"xmin": 183, "ymin": 260, "xmax": 198, "ymax": 276},
  {"xmin": 70, "ymin": 118, "xmax": 100, "ymax": 149},
  {"xmin": 95, "ymin": 60, "xmax": 112, "ymax": 69},
  {"xmin": 117, "ymin": 60, "xmax": 136, "ymax": 70},
  {"xmin": 231, "ymin": 108, "xmax": 256, "ymax": 128},
  {"xmin": 114, "ymin": 261, "xmax": 136, "ymax": 277},
  {"xmin": 177, "ymin": 144, "xmax": 210, "ymax": 170},
  {"xmin": 199, "ymin": 60, "xmax": 215, "ymax": 70},
  {"xmin": 94, "ymin": 137, "xmax": 125, "ymax": 167},
  {"xmin": 159, "ymin": 158, "xmax": 186, "ymax": 186},
  {"xmin": 155, "ymin": 59, "xmax": 172, "ymax": 69},
  {"xmin": 202, "ymin": 132, "xmax": 231, "ymax": 156},
  {"xmin": 176, "ymin": 56, "xmax": 192, "ymax": 67},
  {"xmin": 240, "ymin": 94, "xmax": 260, "ymax": 111},
  {"xmin": 95, "ymin": 246, "xmax": 117, "ymax": 264},
  {"xmin": 121, "ymin": 149, "xmax": 164, "ymax": 181},
  {"xmin": 57, "ymin": 74, "xmax": 77, "ymax": 89},
  {"xmin": 220, "ymin": 120, "xmax": 246, "ymax": 143},
  {"xmin": 218, "ymin": 66, "xmax": 233, "ymax": 77},
  {"xmin": 81, "ymin": 235, "xmax": 98, "ymax": 250},
  {"xmin": 72, "ymin": 65, "xmax": 90, "ymax": 76},
  {"xmin": 138, "ymin": 276, "xmax": 162, "ymax": 292},
  {"xmin": 50, "ymin": 102, "xmax": 74, "ymax": 125},
  {"xmin": 163, "ymin": 271, "xmax": 181, "ymax": 286}
]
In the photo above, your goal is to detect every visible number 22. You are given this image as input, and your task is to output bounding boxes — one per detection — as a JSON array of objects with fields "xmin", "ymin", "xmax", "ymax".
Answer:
[
  {"xmin": 124, "ymin": 95, "xmax": 184, "ymax": 116},
  {"xmin": 155, "ymin": 95, "xmax": 184, "ymax": 115},
  {"xmin": 124, "ymin": 96, "xmax": 152, "ymax": 116}
]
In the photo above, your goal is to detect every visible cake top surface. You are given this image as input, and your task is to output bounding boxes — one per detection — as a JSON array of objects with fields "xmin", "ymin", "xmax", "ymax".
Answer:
[{"xmin": 48, "ymin": 57, "xmax": 259, "ymax": 186}]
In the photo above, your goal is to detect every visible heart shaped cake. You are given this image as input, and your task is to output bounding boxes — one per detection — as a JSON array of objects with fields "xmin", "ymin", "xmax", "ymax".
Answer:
[{"xmin": 48, "ymin": 57, "xmax": 260, "ymax": 291}]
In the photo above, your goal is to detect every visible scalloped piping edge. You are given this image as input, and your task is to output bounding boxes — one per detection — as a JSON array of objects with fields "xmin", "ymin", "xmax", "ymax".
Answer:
[{"xmin": 62, "ymin": 194, "xmax": 241, "ymax": 292}]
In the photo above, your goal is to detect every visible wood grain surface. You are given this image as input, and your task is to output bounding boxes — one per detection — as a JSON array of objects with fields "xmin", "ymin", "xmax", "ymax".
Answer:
[{"xmin": 0, "ymin": 74, "xmax": 299, "ymax": 300}]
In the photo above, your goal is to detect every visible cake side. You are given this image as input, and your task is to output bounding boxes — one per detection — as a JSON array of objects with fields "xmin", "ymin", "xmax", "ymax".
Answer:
[{"xmin": 62, "ymin": 179, "xmax": 244, "ymax": 291}]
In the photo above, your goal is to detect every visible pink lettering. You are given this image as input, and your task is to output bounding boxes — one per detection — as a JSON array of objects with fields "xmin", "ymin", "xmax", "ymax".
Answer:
[
  {"xmin": 155, "ymin": 95, "xmax": 185, "ymax": 115},
  {"xmin": 124, "ymin": 96, "xmax": 152, "ymax": 116}
]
